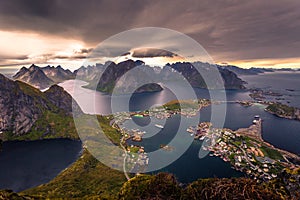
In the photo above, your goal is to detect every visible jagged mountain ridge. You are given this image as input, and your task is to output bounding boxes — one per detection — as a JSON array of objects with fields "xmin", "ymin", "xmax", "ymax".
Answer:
[
  {"xmin": 13, "ymin": 64, "xmax": 75, "ymax": 90},
  {"xmin": 42, "ymin": 65, "xmax": 75, "ymax": 82},
  {"xmin": 219, "ymin": 65, "xmax": 274, "ymax": 75},
  {"xmin": 0, "ymin": 74, "xmax": 81, "ymax": 140},
  {"xmin": 14, "ymin": 60, "xmax": 248, "ymax": 93},
  {"xmin": 13, "ymin": 65, "xmax": 54, "ymax": 90},
  {"xmin": 161, "ymin": 62, "xmax": 245, "ymax": 89},
  {"xmin": 76, "ymin": 60, "xmax": 246, "ymax": 93}
]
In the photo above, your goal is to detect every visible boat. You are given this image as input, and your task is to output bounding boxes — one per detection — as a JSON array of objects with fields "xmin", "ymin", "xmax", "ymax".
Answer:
[
  {"xmin": 155, "ymin": 124, "xmax": 164, "ymax": 129},
  {"xmin": 186, "ymin": 128, "xmax": 194, "ymax": 133},
  {"xmin": 199, "ymin": 136, "xmax": 205, "ymax": 140},
  {"xmin": 190, "ymin": 133, "xmax": 194, "ymax": 137}
]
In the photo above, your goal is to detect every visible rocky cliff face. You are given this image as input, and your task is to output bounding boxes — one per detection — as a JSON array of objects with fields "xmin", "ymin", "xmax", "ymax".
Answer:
[
  {"xmin": 79, "ymin": 60, "xmax": 163, "ymax": 94},
  {"xmin": 76, "ymin": 60, "xmax": 245, "ymax": 92},
  {"xmin": 218, "ymin": 67, "xmax": 245, "ymax": 89},
  {"xmin": 0, "ymin": 74, "xmax": 81, "ymax": 140},
  {"xmin": 44, "ymin": 84, "xmax": 82, "ymax": 115},
  {"xmin": 13, "ymin": 64, "xmax": 75, "ymax": 90},
  {"xmin": 13, "ymin": 64, "xmax": 54, "ymax": 90},
  {"xmin": 0, "ymin": 74, "xmax": 41, "ymax": 135},
  {"xmin": 42, "ymin": 65, "xmax": 75, "ymax": 82},
  {"xmin": 161, "ymin": 62, "xmax": 245, "ymax": 89}
]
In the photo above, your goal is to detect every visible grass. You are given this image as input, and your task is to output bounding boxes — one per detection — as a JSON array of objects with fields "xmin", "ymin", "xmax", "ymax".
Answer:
[
  {"xmin": 266, "ymin": 103, "xmax": 296, "ymax": 117},
  {"xmin": 1, "ymin": 81, "xmax": 80, "ymax": 141},
  {"xmin": 97, "ymin": 115, "xmax": 122, "ymax": 145},
  {"xmin": 163, "ymin": 99, "xmax": 200, "ymax": 111},
  {"xmin": 21, "ymin": 150, "xmax": 127, "ymax": 199},
  {"xmin": 260, "ymin": 146, "xmax": 284, "ymax": 161},
  {"xmin": 13, "ymin": 110, "xmax": 79, "ymax": 141}
]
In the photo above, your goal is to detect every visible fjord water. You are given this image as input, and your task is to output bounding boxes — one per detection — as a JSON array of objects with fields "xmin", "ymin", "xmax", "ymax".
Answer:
[
  {"xmin": 0, "ymin": 139, "xmax": 82, "ymax": 192},
  {"xmin": 241, "ymin": 71, "xmax": 300, "ymax": 108},
  {"xmin": 124, "ymin": 103, "xmax": 300, "ymax": 182},
  {"xmin": 58, "ymin": 72, "xmax": 300, "ymax": 183},
  {"xmin": 1, "ymin": 72, "xmax": 300, "ymax": 191}
]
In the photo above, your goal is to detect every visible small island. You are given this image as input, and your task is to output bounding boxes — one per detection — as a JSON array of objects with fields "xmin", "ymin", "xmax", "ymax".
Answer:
[{"xmin": 265, "ymin": 102, "xmax": 300, "ymax": 121}]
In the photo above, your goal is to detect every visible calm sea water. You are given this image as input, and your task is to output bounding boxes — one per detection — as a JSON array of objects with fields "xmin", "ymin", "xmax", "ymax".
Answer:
[
  {"xmin": 0, "ymin": 139, "xmax": 82, "ymax": 192},
  {"xmin": 0, "ymin": 72, "xmax": 299, "ymax": 191},
  {"xmin": 241, "ymin": 71, "xmax": 300, "ymax": 108},
  {"xmin": 59, "ymin": 72, "xmax": 300, "ymax": 183}
]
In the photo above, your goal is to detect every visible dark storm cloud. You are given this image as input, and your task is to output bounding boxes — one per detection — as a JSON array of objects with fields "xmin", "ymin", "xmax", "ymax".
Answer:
[
  {"xmin": 132, "ymin": 48, "xmax": 178, "ymax": 58},
  {"xmin": 74, "ymin": 48, "xmax": 94, "ymax": 54},
  {"xmin": 0, "ymin": 0, "xmax": 300, "ymax": 62},
  {"xmin": 54, "ymin": 55, "xmax": 86, "ymax": 60},
  {"xmin": 0, "ymin": 0, "xmax": 147, "ymax": 44}
]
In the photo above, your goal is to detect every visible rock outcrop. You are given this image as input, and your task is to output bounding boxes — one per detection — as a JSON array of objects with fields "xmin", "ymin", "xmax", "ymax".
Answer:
[
  {"xmin": 78, "ymin": 60, "xmax": 163, "ymax": 94},
  {"xmin": 76, "ymin": 60, "xmax": 245, "ymax": 94},
  {"xmin": 0, "ymin": 74, "xmax": 41, "ymax": 135},
  {"xmin": 13, "ymin": 64, "xmax": 54, "ymax": 90},
  {"xmin": 44, "ymin": 84, "xmax": 82, "ymax": 115},
  {"xmin": 161, "ymin": 62, "xmax": 245, "ymax": 89},
  {"xmin": 42, "ymin": 65, "xmax": 75, "ymax": 82},
  {"xmin": 13, "ymin": 64, "xmax": 75, "ymax": 90},
  {"xmin": 0, "ymin": 74, "xmax": 81, "ymax": 140}
]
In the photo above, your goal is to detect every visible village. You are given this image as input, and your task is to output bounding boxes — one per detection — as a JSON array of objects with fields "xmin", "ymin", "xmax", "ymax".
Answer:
[
  {"xmin": 186, "ymin": 116, "xmax": 297, "ymax": 181},
  {"xmin": 110, "ymin": 99, "xmax": 299, "ymax": 177}
]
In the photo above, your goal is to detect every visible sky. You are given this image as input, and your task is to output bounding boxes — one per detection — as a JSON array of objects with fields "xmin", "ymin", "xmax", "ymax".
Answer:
[{"xmin": 0, "ymin": 0, "xmax": 300, "ymax": 71}]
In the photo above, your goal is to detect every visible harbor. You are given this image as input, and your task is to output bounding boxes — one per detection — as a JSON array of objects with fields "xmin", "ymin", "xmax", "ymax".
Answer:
[{"xmin": 185, "ymin": 115, "xmax": 300, "ymax": 181}]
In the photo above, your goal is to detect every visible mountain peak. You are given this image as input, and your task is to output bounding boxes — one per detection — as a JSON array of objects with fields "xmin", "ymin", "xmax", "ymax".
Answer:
[
  {"xmin": 29, "ymin": 64, "xmax": 39, "ymax": 71},
  {"xmin": 44, "ymin": 84, "xmax": 82, "ymax": 114},
  {"xmin": 13, "ymin": 64, "xmax": 75, "ymax": 90}
]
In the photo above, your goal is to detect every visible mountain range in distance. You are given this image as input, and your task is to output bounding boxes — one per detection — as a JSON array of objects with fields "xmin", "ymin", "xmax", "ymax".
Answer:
[
  {"xmin": 13, "ymin": 64, "xmax": 75, "ymax": 90},
  {"xmin": 11, "ymin": 60, "xmax": 300, "ymax": 93}
]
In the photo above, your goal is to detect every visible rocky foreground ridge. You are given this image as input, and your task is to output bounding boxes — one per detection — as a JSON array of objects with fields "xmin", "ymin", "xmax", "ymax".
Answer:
[{"xmin": 0, "ymin": 74, "xmax": 80, "ymax": 140}]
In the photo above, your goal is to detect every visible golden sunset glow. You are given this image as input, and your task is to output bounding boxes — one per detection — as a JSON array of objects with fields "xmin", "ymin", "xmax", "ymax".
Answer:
[
  {"xmin": 0, "ymin": 1, "xmax": 299, "ymax": 71},
  {"xmin": 224, "ymin": 58, "xmax": 300, "ymax": 69}
]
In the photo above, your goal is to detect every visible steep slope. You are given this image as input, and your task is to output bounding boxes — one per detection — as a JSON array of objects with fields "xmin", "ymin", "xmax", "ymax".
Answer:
[
  {"xmin": 161, "ymin": 62, "xmax": 245, "ymax": 89},
  {"xmin": 80, "ymin": 60, "xmax": 163, "ymax": 94},
  {"xmin": 77, "ymin": 60, "xmax": 245, "ymax": 93},
  {"xmin": 13, "ymin": 64, "xmax": 54, "ymax": 90},
  {"xmin": 120, "ymin": 174, "xmax": 283, "ymax": 200},
  {"xmin": 42, "ymin": 65, "xmax": 75, "ymax": 82},
  {"xmin": 13, "ymin": 64, "xmax": 75, "ymax": 90},
  {"xmin": 0, "ymin": 73, "xmax": 81, "ymax": 140},
  {"xmin": 21, "ymin": 150, "xmax": 127, "ymax": 199}
]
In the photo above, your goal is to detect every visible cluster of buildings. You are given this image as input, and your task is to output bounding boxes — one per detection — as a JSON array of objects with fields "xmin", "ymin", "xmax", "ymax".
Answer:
[
  {"xmin": 192, "ymin": 120, "xmax": 283, "ymax": 181},
  {"xmin": 125, "ymin": 146, "xmax": 149, "ymax": 173},
  {"xmin": 208, "ymin": 130, "xmax": 283, "ymax": 180},
  {"xmin": 187, "ymin": 122, "xmax": 213, "ymax": 139}
]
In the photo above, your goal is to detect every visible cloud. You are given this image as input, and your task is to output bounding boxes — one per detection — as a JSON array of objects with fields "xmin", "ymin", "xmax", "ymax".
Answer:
[
  {"xmin": 0, "ymin": 0, "xmax": 300, "ymax": 68},
  {"xmin": 0, "ymin": 55, "xmax": 28, "ymax": 60},
  {"xmin": 74, "ymin": 48, "xmax": 94, "ymax": 54},
  {"xmin": 132, "ymin": 48, "xmax": 178, "ymax": 58},
  {"xmin": 121, "ymin": 52, "xmax": 130, "ymax": 56}
]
